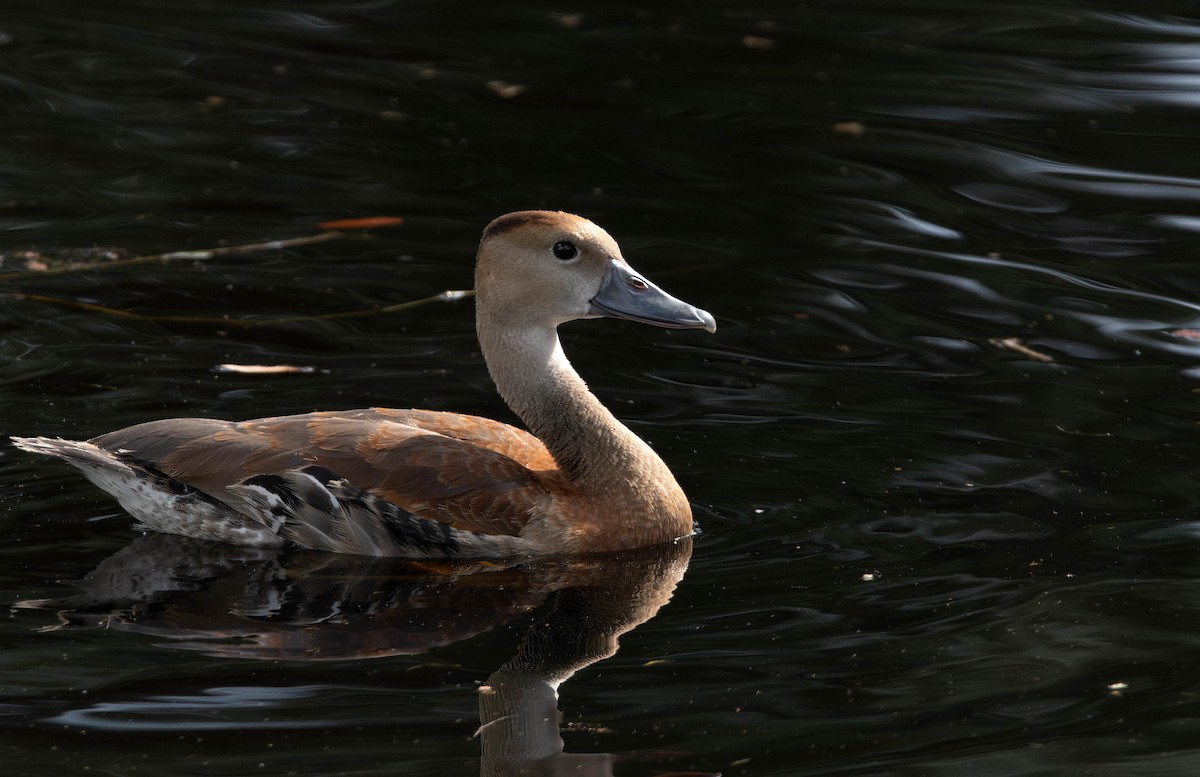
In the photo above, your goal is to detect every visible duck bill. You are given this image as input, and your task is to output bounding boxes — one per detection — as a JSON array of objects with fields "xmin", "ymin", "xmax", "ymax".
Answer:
[{"xmin": 588, "ymin": 261, "xmax": 716, "ymax": 333}]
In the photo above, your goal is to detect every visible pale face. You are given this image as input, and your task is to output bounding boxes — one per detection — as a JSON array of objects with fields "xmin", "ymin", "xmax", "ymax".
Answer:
[{"xmin": 476, "ymin": 211, "xmax": 715, "ymax": 333}]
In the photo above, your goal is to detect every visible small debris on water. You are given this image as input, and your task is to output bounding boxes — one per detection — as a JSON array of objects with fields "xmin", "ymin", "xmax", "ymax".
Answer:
[
  {"xmin": 551, "ymin": 13, "xmax": 582, "ymax": 28},
  {"xmin": 833, "ymin": 121, "xmax": 868, "ymax": 137},
  {"xmin": 318, "ymin": 216, "xmax": 405, "ymax": 230},
  {"xmin": 743, "ymin": 34, "xmax": 776, "ymax": 50},
  {"xmin": 989, "ymin": 337, "xmax": 1054, "ymax": 362},
  {"xmin": 214, "ymin": 364, "xmax": 316, "ymax": 375},
  {"xmin": 487, "ymin": 80, "xmax": 525, "ymax": 99}
]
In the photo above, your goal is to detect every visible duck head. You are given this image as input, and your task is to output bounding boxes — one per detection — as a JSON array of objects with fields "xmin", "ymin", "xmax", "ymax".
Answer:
[{"xmin": 475, "ymin": 211, "xmax": 716, "ymax": 333}]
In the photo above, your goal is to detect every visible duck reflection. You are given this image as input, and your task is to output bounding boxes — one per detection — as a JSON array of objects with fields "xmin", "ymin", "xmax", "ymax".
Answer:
[{"xmin": 20, "ymin": 533, "xmax": 697, "ymax": 775}]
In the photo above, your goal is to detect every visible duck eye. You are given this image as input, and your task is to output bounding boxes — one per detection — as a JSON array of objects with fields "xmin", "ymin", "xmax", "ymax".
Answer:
[{"xmin": 552, "ymin": 240, "xmax": 578, "ymax": 261}]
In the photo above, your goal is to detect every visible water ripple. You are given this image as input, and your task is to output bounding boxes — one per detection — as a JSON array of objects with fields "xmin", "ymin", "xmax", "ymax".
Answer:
[{"xmin": 47, "ymin": 685, "xmax": 355, "ymax": 731}]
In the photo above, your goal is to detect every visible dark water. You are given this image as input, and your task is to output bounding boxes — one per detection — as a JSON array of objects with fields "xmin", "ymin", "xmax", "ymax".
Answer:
[{"xmin": 4, "ymin": 0, "xmax": 1200, "ymax": 774}]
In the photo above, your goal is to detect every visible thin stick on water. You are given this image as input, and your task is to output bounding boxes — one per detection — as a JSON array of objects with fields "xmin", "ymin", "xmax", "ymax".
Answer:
[
  {"xmin": 0, "ymin": 216, "xmax": 467, "ymax": 326},
  {"xmin": 0, "ymin": 231, "xmax": 349, "ymax": 282},
  {"xmin": 8, "ymin": 289, "xmax": 475, "ymax": 328},
  {"xmin": 0, "ymin": 215, "xmax": 407, "ymax": 281}
]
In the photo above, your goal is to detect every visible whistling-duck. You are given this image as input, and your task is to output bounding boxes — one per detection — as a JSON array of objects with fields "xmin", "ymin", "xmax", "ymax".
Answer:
[{"xmin": 12, "ymin": 211, "xmax": 716, "ymax": 557}]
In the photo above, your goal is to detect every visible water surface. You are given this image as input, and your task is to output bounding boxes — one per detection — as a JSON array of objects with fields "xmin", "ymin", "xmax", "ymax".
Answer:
[{"xmin": 4, "ymin": 1, "xmax": 1200, "ymax": 775}]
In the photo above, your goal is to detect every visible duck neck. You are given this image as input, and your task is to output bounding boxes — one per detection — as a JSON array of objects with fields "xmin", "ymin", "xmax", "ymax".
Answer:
[{"xmin": 478, "ymin": 322, "xmax": 669, "ymax": 494}]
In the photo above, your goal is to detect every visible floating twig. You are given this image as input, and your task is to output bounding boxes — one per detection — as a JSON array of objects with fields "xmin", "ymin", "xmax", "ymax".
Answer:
[
  {"xmin": 0, "ymin": 231, "xmax": 352, "ymax": 281},
  {"xmin": 214, "ymin": 364, "xmax": 316, "ymax": 375},
  {"xmin": 8, "ymin": 289, "xmax": 474, "ymax": 328},
  {"xmin": 0, "ymin": 216, "xmax": 405, "ymax": 282},
  {"xmin": 989, "ymin": 337, "xmax": 1054, "ymax": 362},
  {"xmin": 317, "ymin": 216, "xmax": 405, "ymax": 230},
  {"xmin": 2, "ymin": 217, "xmax": 439, "ymax": 328}
]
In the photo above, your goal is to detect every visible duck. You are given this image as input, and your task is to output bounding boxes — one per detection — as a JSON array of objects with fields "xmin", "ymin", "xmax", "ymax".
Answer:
[{"xmin": 12, "ymin": 211, "xmax": 716, "ymax": 558}]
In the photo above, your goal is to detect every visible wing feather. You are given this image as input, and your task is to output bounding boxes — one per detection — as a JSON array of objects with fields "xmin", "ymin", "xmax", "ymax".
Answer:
[{"xmin": 91, "ymin": 409, "xmax": 558, "ymax": 538}]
